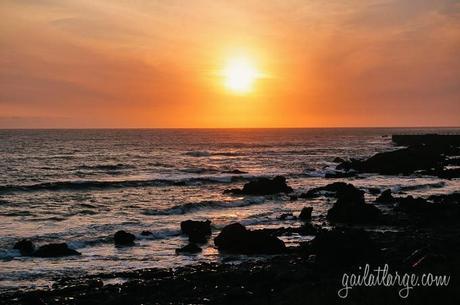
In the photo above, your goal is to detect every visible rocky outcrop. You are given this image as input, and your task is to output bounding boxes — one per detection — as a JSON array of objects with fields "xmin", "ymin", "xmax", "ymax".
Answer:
[
  {"xmin": 180, "ymin": 220, "xmax": 212, "ymax": 244},
  {"xmin": 299, "ymin": 182, "xmax": 355, "ymax": 199},
  {"xmin": 33, "ymin": 243, "xmax": 81, "ymax": 257},
  {"xmin": 326, "ymin": 183, "xmax": 381, "ymax": 224},
  {"xmin": 214, "ymin": 223, "xmax": 286, "ymax": 254},
  {"xmin": 13, "ymin": 239, "xmax": 35, "ymax": 256},
  {"xmin": 114, "ymin": 230, "xmax": 136, "ymax": 246},
  {"xmin": 298, "ymin": 207, "xmax": 312, "ymax": 221},
  {"xmin": 224, "ymin": 176, "xmax": 293, "ymax": 195}
]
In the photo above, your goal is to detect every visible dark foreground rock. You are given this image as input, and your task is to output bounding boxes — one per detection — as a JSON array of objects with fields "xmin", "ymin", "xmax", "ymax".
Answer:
[
  {"xmin": 180, "ymin": 220, "xmax": 212, "ymax": 243},
  {"xmin": 33, "ymin": 243, "xmax": 81, "ymax": 258},
  {"xmin": 114, "ymin": 230, "xmax": 135, "ymax": 246},
  {"xmin": 224, "ymin": 176, "xmax": 293, "ymax": 195},
  {"xmin": 13, "ymin": 239, "xmax": 35, "ymax": 256},
  {"xmin": 326, "ymin": 183, "xmax": 382, "ymax": 224},
  {"xmin": 214, "ymin": 223, "xmax": 286, "ymax": 254},
  {"xmin": 309, "ymin": 228, "xmax": 379, "ymax": 268}
]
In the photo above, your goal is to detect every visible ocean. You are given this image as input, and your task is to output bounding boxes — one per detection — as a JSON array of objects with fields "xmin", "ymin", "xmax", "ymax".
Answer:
[{"xmin": 1, "ymin": 128, "xmax": 459, "ymax": 290}]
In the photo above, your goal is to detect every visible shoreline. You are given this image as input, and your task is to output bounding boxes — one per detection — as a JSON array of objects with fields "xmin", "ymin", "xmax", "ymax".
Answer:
[{"xmin": 2, "ymin": 221, "xmax": 459, "ymax": 305}]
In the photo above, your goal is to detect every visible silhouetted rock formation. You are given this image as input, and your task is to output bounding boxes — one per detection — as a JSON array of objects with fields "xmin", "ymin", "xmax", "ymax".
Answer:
[
  {"xmin": 298, "ymin": 207, "xmax": 312, "ymax": 221},
  {"xmin": 33, "ymin": 243, "xmax": 80, "ymax": 257},
  {"xmin": 13, "ymin": 239, "xmax": 35, "ymax": 256},
  {"xmin": 180, "ymin": 220, "xmax": 212, "ymax": 244},
  {"xmin": 392, "ymin": 134, "xmax": 460, "ymax": 147},
  {"xmin": 224, "ymin": 176, "xmax": 293, "ymax": 195},
  {"xmin": 394, "ymin": 193, "xmax": 460, "ymax": 223},
  {"xmin": 337, "ymin": 146, "xmax": 444, "ymax": 175},
  {"xmin": 214, "ymin": 223, "xmax": 286, "ymax": 254},
  {"xmin": 375, "ymin": 189, "xmax": 396, "ymax": 204},
  {"xmin": 300, "ymin": 182, "xmax": 358, "ymax": 199},
  {"xmin": 114, "ymin": 230, "xmax": 135, "ymax": 246},
  {"xmin": 326, "ymin": 183, "xmax": 381, "ymax": 224},
  {"xmin": 336, "ymin": 134, "xmax": 460, "ymax": 178}
]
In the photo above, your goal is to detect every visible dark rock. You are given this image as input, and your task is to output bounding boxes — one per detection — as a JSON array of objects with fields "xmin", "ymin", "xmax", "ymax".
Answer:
[
  {"xmin": 300, "ymin": 182, "xmax": 359, "ymax": 199},
  {"xmin": 214, "ymin": 223, "xmax": 286, "ymax": 254},
  {"xmin": 33, "ymin": 243, "xmax": 81, "ymax": 257},
  {"xmin": 298, "ymin": 207, "xmax": 312, "ymax": 221},
  {"xmin": 394, "ymin": 194, "xmax": 460, "ymax": 223},
  {"xmin": 289, "ymin": 195, "xmax": 298, "ymax": 201},
  {"xmin": 140, "ymin": 231, "xmax": 152, "ymax": 236},
  {"xmin": 333, "ymin": 157, "xmax": 346, "ymax": 163},
  {"xmin": 367, "ymin": 187, "xmax": 381, "ymax": 195},
  {"xmin": 224, "ymin": 176, "xmax": 293, "ymax": 195},
  {"xmin": 326, "ymin": 183, "xmax": 381, "ymax": 224},
  {"xmin": 392, "ymin": 134, "xmax": 460, "ymax": 147},
  {"xmin": 13, "ymin": 239, "xmax": 35, "ymax": 256},
  {"xmin": 175, "ymin": 243, "xmax": 202, "ymax": 254},
  {"xmin": 337, "ymin": 146, "xmax": 445, "ymax": 175},
  {"xmin": 180, "ymin": 220, "xmax": 211, "ymax": 243},
  {"xmin": 114, "ymin": 230, "xmax": 136, "ymax": 246},
  {"xmin": 375, "ymin": 189, "xmax": 395, "ymax": 204},
  {"xmin": 310, "ymin": 228, "xmax": 379, "ymax": 268}
]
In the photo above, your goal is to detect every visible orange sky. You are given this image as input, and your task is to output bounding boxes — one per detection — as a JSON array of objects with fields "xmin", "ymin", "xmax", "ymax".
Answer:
[{"xmin": 1, "ymin": 0, "xmax": 459, "ymax": 128}]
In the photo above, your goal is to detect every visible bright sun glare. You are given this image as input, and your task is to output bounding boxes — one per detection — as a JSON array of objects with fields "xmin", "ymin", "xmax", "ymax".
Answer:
[{"xmin": 223, "ymin": 56, "xmax": 260, "ymax": 94}]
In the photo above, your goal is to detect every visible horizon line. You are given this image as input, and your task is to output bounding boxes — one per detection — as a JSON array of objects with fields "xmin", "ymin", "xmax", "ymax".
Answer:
[{"xmin": 1, "ymin": 126, "xmax": 460, "ymax": 130}]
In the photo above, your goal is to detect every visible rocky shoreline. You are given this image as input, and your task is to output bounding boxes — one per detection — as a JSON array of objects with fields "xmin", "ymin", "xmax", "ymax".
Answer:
[{"xmin": 1, "ymin": 134, "xmax": 460, "ymax": 305}]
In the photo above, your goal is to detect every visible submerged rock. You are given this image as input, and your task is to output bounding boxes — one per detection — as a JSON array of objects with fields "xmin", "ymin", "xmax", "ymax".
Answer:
[
  {"xmin": 175, "ymin": 243, "xmax": 202, "ymax": 254},
  {"xmin": 33, "ymin": 243, "xmax": 81, "ymax": 258},
  {"xmin": 298, "ymin": 207, "xmax": 312, "ymax": 221},
  {"xmin": 224, "ymin": 176, "xmax": 293, "ymax": 195},
  {"xmin": 140, "ymin": 231, "xmax": 153, "ymax": 236},
  {"xmin": 326, "ymin": 183, "xmax": 381, "ymax": 224},
  {"xmin": 180, "ymin": 220, "xmax": 212, "ymax": 243},
  {"xmin": 214, "ymin": 223, "xmax": 286, "ymax": 254},
  {"xmin": 114, "ymin": 230, "xmax": 136, "ymax": 246},
  {"xmin": 13, "ymin": 239, "xmax": 35, "ymax": 256}
]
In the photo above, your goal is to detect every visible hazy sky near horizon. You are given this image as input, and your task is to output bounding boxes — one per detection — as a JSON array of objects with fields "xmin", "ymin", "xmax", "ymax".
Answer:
[{"xmin": 1, "ymin": 0, "xmax": 459, "ymax": 128}]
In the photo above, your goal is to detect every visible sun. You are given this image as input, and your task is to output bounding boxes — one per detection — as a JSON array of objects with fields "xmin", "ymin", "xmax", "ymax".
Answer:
[{"xmin": 222, "ymin": 56, "xmax": 260, "ymax": 94}]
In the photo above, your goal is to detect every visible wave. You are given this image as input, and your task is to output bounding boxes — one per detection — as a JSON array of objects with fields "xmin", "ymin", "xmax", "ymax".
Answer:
[
  {"xmin": 393, "ymin": 181, "xmax": 446, "ymax": 192},
  {"xmin": 0, "ymin": 175, "xmax": 251, "ymax": 193},
  {"xmin": 143, "ymin": 197, "xmax": 266, "ymax": 215},
  {"xmin": 184, "ymin": 150, "xmax": 242, "ymax": 157},
  {"xmin": 77, "ymin": 163, "xmax": 135, "ymax": 171},
  {"xmin": 184, "ymin": 151, "xmax": 211, "ymax": 157}
]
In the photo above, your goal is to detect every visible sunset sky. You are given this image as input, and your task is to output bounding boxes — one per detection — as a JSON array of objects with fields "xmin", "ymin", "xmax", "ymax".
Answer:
[{"xmin": 1, "ymin": 0, "xmax": 459, "ymax": 128}]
